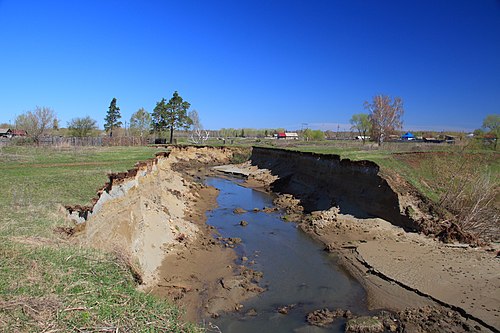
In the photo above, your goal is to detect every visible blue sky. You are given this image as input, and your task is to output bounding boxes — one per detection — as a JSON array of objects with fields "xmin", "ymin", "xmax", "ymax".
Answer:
[{"xmin": 0, "ymin": 0, "xmax": 499, "ymax": 132}]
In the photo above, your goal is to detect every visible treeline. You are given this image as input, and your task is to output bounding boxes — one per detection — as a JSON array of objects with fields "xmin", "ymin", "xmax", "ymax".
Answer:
[
  {"xmin": 4, "ymin": 92, "xmax": 497, "ymax": 149},
  {"xmin": 3, "ymin": 91, "xmax": 197, "ymax": 145}
]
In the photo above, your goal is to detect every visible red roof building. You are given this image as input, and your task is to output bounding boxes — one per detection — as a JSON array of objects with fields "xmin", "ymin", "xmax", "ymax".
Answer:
[{"xmin": 11, "ymin": 130, "xmax": 27, "ymax": 137}]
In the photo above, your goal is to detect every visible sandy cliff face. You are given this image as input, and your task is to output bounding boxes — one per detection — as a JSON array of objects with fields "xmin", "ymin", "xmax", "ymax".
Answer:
[
  {"xmin": 250, "ymin": 147, "xmax": 427, "ymax": 232},
  {"xmin": 67, "ymin": 147, "xmax": 236, "ymax": 285}
]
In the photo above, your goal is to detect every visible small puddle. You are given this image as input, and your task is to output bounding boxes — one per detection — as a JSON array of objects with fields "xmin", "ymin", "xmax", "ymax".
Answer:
[{"xmin": 205, "ymin": 177, "xmax": 368, "ymax": 332}]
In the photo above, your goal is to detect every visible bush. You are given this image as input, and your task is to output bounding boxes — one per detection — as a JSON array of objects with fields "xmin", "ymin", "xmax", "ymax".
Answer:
[{"xmin": 422, "ymin": 152, "xmax": 499, "ymax": 242}]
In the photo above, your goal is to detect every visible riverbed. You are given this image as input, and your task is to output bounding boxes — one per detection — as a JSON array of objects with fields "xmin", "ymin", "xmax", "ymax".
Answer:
[{"xmin": 204, "ymin": 177, "xmax": 369, "ymax": 332}]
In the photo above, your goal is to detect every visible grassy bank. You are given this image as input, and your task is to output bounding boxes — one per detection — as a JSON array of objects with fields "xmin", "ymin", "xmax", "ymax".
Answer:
[{"xmin": 0, "ymin": 146, "xmax": 201, "ymax": 332}]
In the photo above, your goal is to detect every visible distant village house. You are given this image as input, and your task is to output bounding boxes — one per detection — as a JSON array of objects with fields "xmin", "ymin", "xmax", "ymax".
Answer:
[
  {"xmin": 0, "ymin": 128, "xmax": 11, "ymax": 138},
  {"xmin": 274, "ymin": 132, "xmax": 298, "ymax": 140},
  {"xmin": 401, "ymin": 132, "xmax": 415, "ymax": 140},
  {"xmin": 0, "ymin": 128, "xmax": 27, "ymax": 138}
]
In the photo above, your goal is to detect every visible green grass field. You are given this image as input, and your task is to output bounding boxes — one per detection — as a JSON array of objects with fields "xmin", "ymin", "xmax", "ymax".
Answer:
[{"xmin": 0, "ymin": 146, "xmax": 201, "ymax": 332}]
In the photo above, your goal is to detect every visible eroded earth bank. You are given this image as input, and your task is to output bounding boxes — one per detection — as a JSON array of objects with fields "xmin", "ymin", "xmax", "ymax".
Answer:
[{"xmin": 67, "ymin": 146, "xmax": 500, "ymax": 332}]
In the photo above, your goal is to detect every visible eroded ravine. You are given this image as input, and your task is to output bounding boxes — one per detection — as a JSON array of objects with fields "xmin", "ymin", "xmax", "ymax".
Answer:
[{"xmin": 66, "ymin": 146, "xmax": 499, "ymax": 332}]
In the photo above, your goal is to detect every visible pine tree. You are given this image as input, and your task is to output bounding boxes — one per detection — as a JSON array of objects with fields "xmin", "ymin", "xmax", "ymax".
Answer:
[
  {"xmin": 151, "ymin": 92, "xmax": 192, "ymax": 144},
  {"xmin": 104, "ymin": 98, "xmax": 122, "ymax": 137}
]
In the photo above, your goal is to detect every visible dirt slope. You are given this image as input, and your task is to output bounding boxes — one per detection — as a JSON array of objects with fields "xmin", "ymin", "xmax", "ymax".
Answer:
[{"xmin": 69, "ymin": 146, "xmax": 261, "ymax": 321}]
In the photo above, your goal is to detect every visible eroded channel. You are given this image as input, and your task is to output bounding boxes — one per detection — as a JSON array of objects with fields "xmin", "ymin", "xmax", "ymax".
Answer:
[{"xmin": 204, "ymin": 177, "xmax": 369, "ymax": 332}]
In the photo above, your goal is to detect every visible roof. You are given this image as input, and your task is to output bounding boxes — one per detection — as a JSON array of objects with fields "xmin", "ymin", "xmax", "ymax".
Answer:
[
  {"xmin": 277, "ymin": 132, "xmax": 298, "ymax": 138},
  {"xmin": 401, "ymin": 132, "xmax": 415, "ymax": 138},
  {"xmin": 0, "ymin": 128, "xmax": 11, "ymax": 134},
  {"xmin": 11, "ymin": 129, "xmax": 27, "ymax": 135}
]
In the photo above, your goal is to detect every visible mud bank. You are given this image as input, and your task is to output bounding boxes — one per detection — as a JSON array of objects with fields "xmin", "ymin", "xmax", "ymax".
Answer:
[
  {"xmin": 66, "ymin": 146, "xmax": 260, "ymax": 320},
  {"xmin": 245, "ymin": 148, "xmax": 499, "ymax": 331},
  {"xmin": 250, "ymin": 147, "xmax": 443, "ymax": 234},
  {"xmin": 215, "ymin": 162, "xmax": 500, "ymax": 332}
]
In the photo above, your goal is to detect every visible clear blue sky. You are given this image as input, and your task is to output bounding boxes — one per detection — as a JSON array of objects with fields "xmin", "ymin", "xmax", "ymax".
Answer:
[{"xmin": 1, "ymin": 0, "xmax": 499, "ymax": 132}]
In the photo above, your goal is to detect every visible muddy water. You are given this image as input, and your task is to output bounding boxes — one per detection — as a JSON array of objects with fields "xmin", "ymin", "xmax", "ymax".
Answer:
[{"xmin": 205, "ymin": 178, "xmax": 368, "ymax": 333}]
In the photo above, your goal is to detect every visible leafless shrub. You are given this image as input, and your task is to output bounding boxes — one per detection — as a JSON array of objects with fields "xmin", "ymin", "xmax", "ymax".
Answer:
[
  {"xmin": 188, "ymin": 110, "xmax": 210, "ymax": 144},
  {"xmin": 440, "ymin": 169, "xmax": 499, "ymax": 242},
  {"xmin": 15, "ymin": 106, "xmax": 57, "ymax": 144},
  {"xmin": 364, "ymin": 94, "xmax": 404, "ymax": 145},
  {"xmin": 424, "ymin": 151, "xmax": 499, "ymax": 242}
]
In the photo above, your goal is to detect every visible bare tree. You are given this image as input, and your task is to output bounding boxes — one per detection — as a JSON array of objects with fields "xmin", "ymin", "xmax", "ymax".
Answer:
[
  {"xmin": 68, "ymin": 116, "xmax": 98, "ymax": 137},
  {"xmin": 130, "ymin": 107, "xmax": 151, "ymax": 138},
  {"xmin": 364, "ymin": 95, "xmax": 404, "ymax": 145},
  {"xmin": 15, "ymin": 106, "xmax": 57, "ymax": 144},
  {"xmin": 188, "ymin": 110, "xmax": 209, "ymax": 144}
]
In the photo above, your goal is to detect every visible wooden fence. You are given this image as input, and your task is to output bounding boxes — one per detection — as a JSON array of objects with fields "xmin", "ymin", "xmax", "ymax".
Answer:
[{"xmin": 0, "ymin": 136, "xmax": 150, "ymax": 147}]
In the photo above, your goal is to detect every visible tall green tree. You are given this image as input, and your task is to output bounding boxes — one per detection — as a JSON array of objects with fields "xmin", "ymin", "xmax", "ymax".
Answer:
[
  {"xmin": 151, "ymin": 98, "xmax": 167, "ymax": 139},
  {"xmin": 104, "ymin": 97, "xmax": 122, "ymax": 137},
  {"xmin": 67, "ymin": 116, "xmax": 98, "ymax": 137},
  {"xmin": 152, "ymin": 91, "xmax": 192, "ymax": 143},
  {"xmin": 350, "ymin": 113, "xmax": 371, "ymax": 144},
  {"xmin": 130, "ymin": 107, "xmax": 152, "ymax": 138},
  {"xmin": 302, "ymin": 128, "xmax": 324, "ymax": 141}
]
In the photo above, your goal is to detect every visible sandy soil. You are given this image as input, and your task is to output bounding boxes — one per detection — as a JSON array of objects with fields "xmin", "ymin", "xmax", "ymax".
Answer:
[
  {"xmin": 217, "ymin": 162, "xmax": 500, "ymax": 332},
  {"xmin": 306, "ymin": 213, "xmax": 500, "ymax": 330},
  {"xmin": 150, "ymin": 185, "xmax": 264, "ymax": 321},
  {"xmin": 75, "ymin": 147, "xmax": 263, "ymax": 322}
]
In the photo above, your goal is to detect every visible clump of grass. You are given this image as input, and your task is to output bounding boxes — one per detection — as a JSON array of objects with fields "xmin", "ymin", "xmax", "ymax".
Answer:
[
  {"xmin": 0, "ymin": 240, "xmax": 200, "ymax": 332},
  {"xmin": 230, "ymin": 147, "xmax": 251, "ymax": 164}
]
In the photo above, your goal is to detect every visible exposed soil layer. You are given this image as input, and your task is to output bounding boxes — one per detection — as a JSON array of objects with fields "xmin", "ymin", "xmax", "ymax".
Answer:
[
  {"xmin": 303, "ymin": 210, "xmax": 500, "ymax": 332},
  {"xmin": 250, "ymin": 146, "xmax": 478, "ymax": 243},
  {"xmin": 250, "ymin": 147, "xmax": 422, "ymax": 230},
  {"xmin": 67, "ymin": 146, "xmax": 261, "ymax": 321}
]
